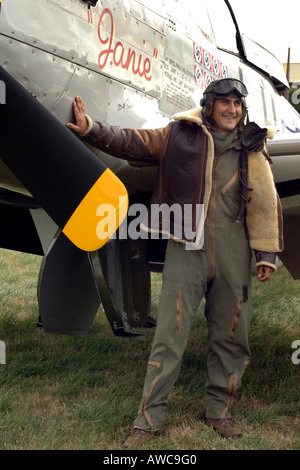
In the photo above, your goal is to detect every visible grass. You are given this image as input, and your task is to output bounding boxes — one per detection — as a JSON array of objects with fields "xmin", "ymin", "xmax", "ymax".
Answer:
[{"xmin": 0, "ymin": 248, "xmax": 300, "ymax": 450}]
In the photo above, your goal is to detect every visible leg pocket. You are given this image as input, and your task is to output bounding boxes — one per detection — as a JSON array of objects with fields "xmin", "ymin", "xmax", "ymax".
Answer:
[
  {"xmin": 175, "ymin": 289, "xmax": 182, "ymax": 335},
  {"xmin": 229, "ymin": 296, "xmax": 243, "ymax": 337}
]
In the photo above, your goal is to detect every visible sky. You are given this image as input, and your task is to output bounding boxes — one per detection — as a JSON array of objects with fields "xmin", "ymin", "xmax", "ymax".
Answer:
[{"xmin": 229, "ymin": 0, "xmax": 300, "ymax": 64}]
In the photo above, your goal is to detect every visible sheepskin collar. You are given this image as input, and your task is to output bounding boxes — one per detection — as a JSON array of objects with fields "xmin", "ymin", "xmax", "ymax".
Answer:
[{"xmin": 173, "ymin": 107, "xmax": 204, "ymax": 126}]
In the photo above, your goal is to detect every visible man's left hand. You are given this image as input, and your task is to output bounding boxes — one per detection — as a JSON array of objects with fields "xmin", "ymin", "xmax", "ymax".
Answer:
[{"xmin": 257, "ymin": 265, "xmax": 274, "ymax": 282}]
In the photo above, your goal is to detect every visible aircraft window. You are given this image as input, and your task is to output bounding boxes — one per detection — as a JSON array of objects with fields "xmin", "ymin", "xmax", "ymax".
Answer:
[
  {"xmin": 261, "ymin": 86, "xmax": 268, "ymax": 124},
  {"xmin": 203, "ymin": 0, "xmax": 239, "ymax": 54},
  {"xmin": 271, "ymin": 96, "xmax": 277, "ymax": 126}
]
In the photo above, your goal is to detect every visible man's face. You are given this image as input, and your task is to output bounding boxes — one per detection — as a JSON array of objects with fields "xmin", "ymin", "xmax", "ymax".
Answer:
[{"xmin": 212, "ymin": 97, "xmax": 243, "ymax": 135}]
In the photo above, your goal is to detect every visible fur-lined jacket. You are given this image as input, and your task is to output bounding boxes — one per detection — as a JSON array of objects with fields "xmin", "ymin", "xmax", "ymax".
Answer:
[{"xmin": 83, "ymin": 108, "xmax": 283, "ymax": 270}]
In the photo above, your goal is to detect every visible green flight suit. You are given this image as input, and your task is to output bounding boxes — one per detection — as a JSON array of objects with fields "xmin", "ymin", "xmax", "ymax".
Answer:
[{"xmin": 134, "ymin": 132, "xmax": 252, "ymax": 430}]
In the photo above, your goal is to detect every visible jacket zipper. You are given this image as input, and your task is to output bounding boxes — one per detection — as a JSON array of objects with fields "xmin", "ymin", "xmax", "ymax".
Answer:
[
  {"xmin": 208, "ymin": 156, "xmax": 222, "ymax": 282},
  {"xmin": 193, "ymin": 132, "xmax": 206, "ymax": 233}
]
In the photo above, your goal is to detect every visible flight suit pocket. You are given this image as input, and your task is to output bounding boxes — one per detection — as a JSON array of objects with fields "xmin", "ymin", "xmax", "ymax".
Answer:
[
  {"xmin": 221, "ymin": 171, "xmax": 239, "ymax": 196},
  {"xmin": 229, "ymin": 296, "xmax": 243, "ymax": 337},
  {"xmin": 229, "ymin": 286, "xmax": 249, "ymax": 338},
  {"xmin": 175, "ymin": 289, "xmax": 183, "ymax": 335}
]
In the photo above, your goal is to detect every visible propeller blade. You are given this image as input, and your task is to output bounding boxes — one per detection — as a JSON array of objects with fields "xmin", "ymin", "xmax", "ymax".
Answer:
[
  {"xmin": 38, "ymin": 230, "xmax": 100, "ymax": 336},
  {"xmin": 0, "ymin": 66, "xmax": 128, "ymax": 251}
]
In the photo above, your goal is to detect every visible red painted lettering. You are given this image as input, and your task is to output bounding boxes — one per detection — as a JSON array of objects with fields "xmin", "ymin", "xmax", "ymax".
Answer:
[{"xmin": 98, "ymin": 8, "xmax": 152, "ymax": 82}]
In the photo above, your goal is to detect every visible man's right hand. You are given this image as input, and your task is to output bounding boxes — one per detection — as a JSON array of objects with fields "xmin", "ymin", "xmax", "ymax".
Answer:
[{"xmin": 66, "ymin": 96, "xmax": 89, "ymax": 135}]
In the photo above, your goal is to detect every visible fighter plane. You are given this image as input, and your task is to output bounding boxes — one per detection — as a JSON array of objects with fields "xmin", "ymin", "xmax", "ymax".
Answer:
[{"xmin": 0, "ymin": 0, "xmax": 299, "ymax": 338}]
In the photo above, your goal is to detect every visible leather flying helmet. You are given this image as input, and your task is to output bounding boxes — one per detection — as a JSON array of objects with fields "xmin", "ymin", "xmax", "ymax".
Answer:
[{"xmin": 201, "ymin": 78, "xmax": 248, "ymax": 108}]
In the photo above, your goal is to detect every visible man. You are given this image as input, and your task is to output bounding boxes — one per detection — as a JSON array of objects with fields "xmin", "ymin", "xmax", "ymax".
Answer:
[{"xmin": 67, "ymin": 78, "xmax": 283, "ymax": 446}]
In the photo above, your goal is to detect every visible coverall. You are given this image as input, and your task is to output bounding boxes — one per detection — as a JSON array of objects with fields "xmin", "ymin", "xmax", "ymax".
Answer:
[{"xmin": 134, "ymin": 131, "xmax": 252, "ymax": 430}]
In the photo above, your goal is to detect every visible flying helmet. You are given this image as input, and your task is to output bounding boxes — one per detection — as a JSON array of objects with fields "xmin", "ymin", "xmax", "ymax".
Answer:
[{"xmin": 200, "ymin": 78, "xmax": 248, "ymax": 109}]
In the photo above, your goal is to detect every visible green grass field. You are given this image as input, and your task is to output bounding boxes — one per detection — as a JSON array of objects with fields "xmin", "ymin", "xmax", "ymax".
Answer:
[{"xmin": 0, "ymin": 248, "xmax": 300, "ymax": 450}]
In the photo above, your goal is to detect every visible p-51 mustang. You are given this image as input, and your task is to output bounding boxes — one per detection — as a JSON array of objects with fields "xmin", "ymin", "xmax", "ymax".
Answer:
[{"xmin": 0, "ymin": 0, "xmax": 299, "ymax": 338}]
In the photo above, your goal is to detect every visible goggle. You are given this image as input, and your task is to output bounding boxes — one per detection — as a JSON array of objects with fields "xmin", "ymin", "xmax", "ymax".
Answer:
[{"xmin": 204, "ymin": 78, "xmax": 248, "ymax": 98}]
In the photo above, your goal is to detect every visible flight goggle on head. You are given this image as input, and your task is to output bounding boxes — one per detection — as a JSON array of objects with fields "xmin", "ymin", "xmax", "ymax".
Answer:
[{"xmin": 200, "ymin": 78, "xmax": 248, "ymax": 106}]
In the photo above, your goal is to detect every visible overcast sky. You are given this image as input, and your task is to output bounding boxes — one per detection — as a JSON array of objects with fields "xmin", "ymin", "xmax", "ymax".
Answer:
[{"xmin": 229, "ymin": 0, "xmax": 300, "ymax": 63}]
